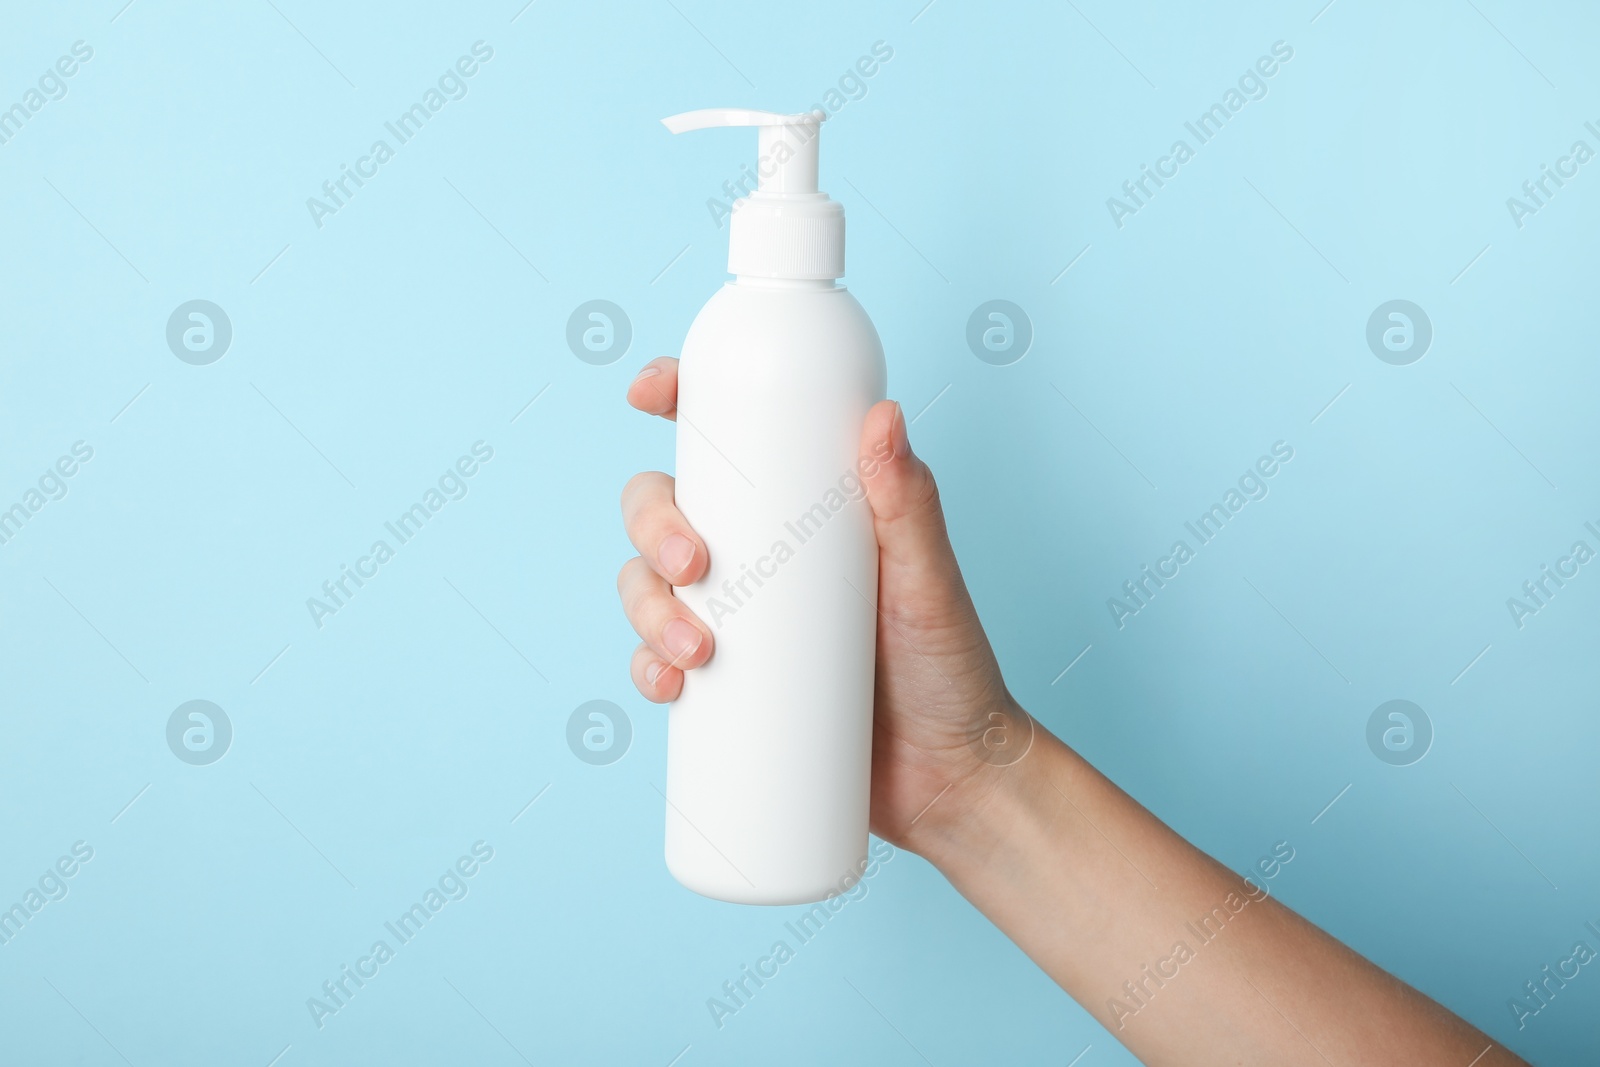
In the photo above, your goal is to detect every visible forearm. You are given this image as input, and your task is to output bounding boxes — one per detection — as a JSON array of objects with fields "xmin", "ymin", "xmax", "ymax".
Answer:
[{"xmin": 915, "ymin": 724, "xmax": 1523, "ymax": 1067}]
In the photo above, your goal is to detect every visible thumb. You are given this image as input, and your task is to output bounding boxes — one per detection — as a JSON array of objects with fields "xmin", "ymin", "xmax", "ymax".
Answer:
[{"xmin": 859, "ymin": 400, "xmax": 965, "ymax": 601}]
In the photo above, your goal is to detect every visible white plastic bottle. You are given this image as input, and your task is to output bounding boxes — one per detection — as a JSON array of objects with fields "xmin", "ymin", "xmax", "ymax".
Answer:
[{"xmin": 660, "ymin": 109, "xmax": 886, "ymax": 904}]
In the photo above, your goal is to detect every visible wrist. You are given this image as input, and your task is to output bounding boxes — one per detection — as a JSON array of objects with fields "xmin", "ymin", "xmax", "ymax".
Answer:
[{"xmin": 905, "ymin": 704, "xmax": 1072, "ymax": 873}]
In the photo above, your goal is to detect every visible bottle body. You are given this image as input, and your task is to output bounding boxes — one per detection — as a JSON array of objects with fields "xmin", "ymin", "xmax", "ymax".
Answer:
[{"xmin": 665, "ymin": 280, "xmax": 886, "ymax": 905}]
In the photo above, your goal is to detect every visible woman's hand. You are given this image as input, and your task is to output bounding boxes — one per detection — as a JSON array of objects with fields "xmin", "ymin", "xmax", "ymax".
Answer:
[{"xmin": 618, "ymin": 355, "xmax": 1526, "ymax": 1066}]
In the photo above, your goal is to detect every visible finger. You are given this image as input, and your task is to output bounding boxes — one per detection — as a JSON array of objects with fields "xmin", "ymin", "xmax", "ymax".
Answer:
[
  {"xmin": 627, "ymin": 356, "xmax": 680, "ymax": 421},
  {"xmin": 616, "ymin": 555, "xmax": 713, "ymax": 669},
  {"xmin": 630, "ymin": 641, "xmax": 683, "ymax": 703},
  {"xmin": 857, "ymin": 400, "xmax": 974, "ymax": 623},
  {"xmin": 621, "ymin": 471, "xmax": 707, "ymax": 585},
  {"xmin": 858, "ymin": 400, "xmax": 959, "ymax": 571}
]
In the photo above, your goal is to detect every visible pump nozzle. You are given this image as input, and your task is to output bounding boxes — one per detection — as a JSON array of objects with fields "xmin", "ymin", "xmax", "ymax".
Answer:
[
  {"xmin": 661, "ymin": 109, "xmax": 824, "ymax": 195},
  {"xmin": 661, "ymin": 107, "xmax": 843, "ymax": 280}
]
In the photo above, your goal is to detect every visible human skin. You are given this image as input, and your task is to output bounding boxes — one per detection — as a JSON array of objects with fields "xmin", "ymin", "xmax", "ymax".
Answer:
[{"xmin": 618, "ymin": 357, "xmax": 1527, "ymax": 1067}]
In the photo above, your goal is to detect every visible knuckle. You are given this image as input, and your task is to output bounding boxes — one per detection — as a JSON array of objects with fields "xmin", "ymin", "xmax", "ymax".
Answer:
[
  {"xmin": 622, "ymin": 471, "xmax": 671, "ymax": 519},
  {"xmin": 619, "ymin": 559, "xmax": 665, "ymax": 621},
  {"xmin": 911, "ymin": 461, "xmax": 942, "ymax": 514},
  {"xmin": 621, "ymin": 471, "xmax": 651, "ymax": 512},
  {"xmin": 617, "ymin": 557, "xmax": 645, "ymax": 601}
]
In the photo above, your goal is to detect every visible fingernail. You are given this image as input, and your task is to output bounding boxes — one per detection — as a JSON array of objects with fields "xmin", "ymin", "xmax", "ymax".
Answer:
[
  {"xmin": 890, "ymin": 401, "xmax": 911, "ymax": 459},
  {"xmin": 663, "ymin": 618, "xmax": 702, "ymax": 664},
  {"xmin": 658, "ymin": 533, "xmax": 696, "ymax": 579},
  {"xmin": 634, "ymin": 368, "xmax": 672, "ymax": 414},
  {"xmin": 645, "ymin": 661, "xmax": 665, "ymax": 687}
]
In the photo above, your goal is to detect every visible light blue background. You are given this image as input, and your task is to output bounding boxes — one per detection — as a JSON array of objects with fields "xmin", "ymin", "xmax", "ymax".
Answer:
[{"xmin": 1, "ymin": 0, "xmax": 1596, "ymax": 1063}]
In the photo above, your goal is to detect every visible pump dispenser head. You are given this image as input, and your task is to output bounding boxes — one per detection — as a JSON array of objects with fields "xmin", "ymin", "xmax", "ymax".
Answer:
[{"xmin": 662, "ymin": 108, "xmax": 845, "ymax": 281}]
